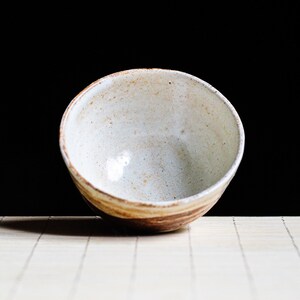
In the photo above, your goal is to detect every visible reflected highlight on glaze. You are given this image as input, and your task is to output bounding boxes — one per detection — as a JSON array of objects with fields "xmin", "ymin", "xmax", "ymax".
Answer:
[{"xmin": 106, "ymin": 150, "xmax": 131, "ymax": 182}]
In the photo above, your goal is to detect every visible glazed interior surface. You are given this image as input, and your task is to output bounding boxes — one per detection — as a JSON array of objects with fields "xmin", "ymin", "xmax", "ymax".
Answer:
[{"xmin": 62, "ymin": 70, "xmax": 240, "ymax": 202}]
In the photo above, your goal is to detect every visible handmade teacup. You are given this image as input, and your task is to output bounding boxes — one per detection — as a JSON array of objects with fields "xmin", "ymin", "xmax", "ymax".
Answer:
[{"xmin": 59, "ymin": 68, "xmax": 245, "ymax": 232}]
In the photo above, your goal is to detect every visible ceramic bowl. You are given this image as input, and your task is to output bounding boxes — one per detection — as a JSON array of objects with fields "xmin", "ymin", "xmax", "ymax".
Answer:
[{"xmin": 59, "ymin": 68, "xmax": 245, "ymax": 232}]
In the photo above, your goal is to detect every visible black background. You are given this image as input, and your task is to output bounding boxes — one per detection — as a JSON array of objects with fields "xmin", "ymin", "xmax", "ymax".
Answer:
[{"xmin": 2, "ymin": 1, "xmax": 299, "ymax": 216}]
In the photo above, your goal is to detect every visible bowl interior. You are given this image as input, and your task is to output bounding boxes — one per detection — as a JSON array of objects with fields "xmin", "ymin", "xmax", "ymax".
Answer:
[{"xmin": 61, "ymin": 69, "xmax": 241, "ymax": 203}]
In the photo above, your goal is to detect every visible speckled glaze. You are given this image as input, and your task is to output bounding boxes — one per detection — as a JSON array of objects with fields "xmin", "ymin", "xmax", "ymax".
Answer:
[{"xmin": 59, "ymin": 69, "xmax": 245, "ymax": 232}]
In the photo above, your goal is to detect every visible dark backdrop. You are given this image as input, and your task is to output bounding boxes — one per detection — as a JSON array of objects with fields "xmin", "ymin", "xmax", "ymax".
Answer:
[{"xmin": 2, "ymin": 1, "xmax": 299, "ymax": 216}]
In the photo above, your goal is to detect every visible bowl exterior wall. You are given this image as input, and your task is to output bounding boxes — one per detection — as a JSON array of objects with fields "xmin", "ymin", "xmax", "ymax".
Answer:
[{"xmin": 69, "ymin": 168, "xmax": 231, "ymax": 232}]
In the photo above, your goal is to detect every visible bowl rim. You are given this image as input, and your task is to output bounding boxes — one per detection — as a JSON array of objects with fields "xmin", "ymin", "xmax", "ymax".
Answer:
[{"xmin": 59, "ymin": 68, "xmax": 245, "ymax": 207}]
